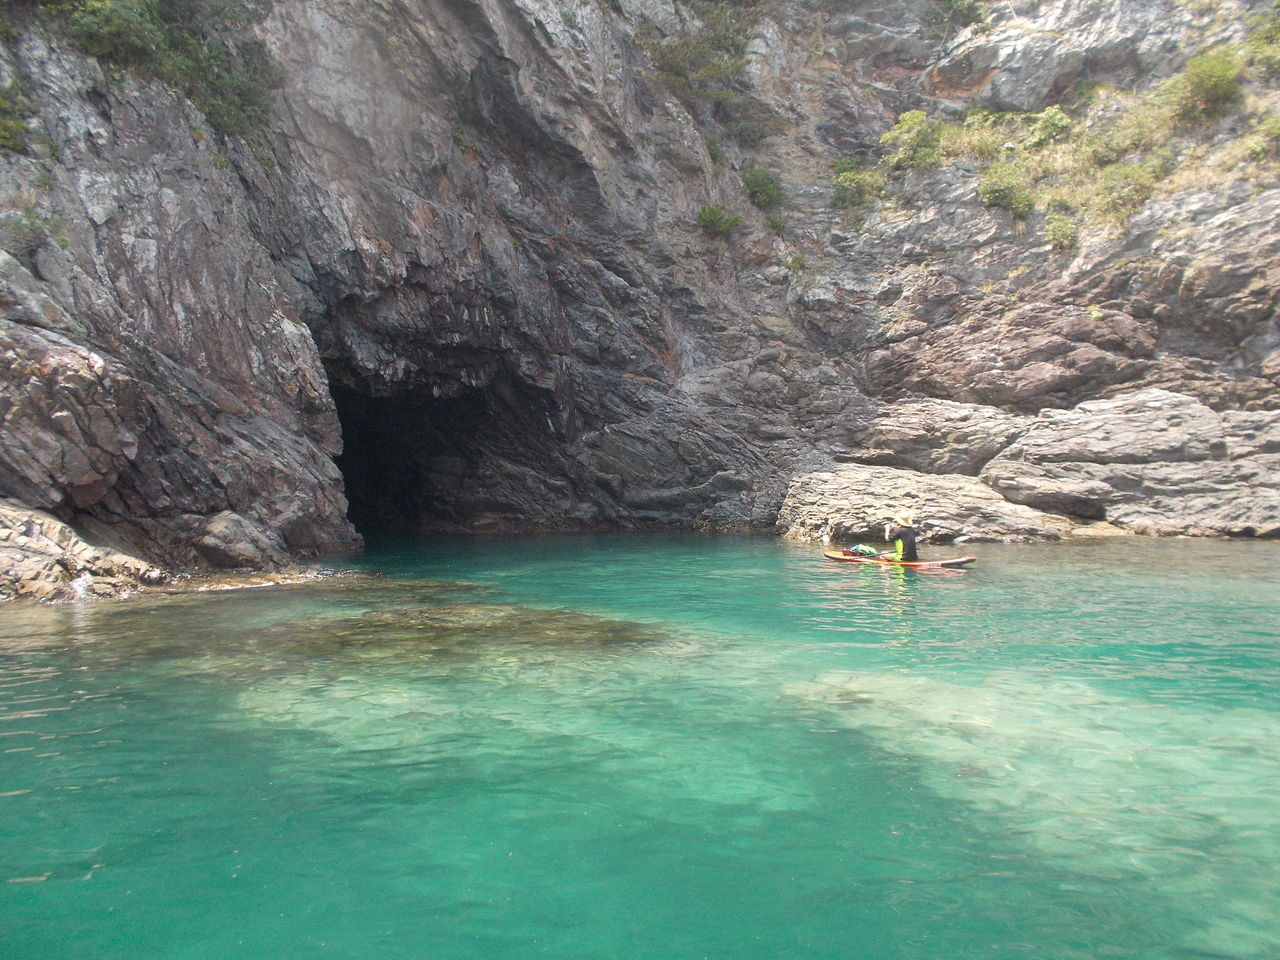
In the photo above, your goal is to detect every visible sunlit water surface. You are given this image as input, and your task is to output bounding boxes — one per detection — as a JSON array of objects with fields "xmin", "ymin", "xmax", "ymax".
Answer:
[{"xmin": 2, "ymin": 535, "xmax": 1278, "ymax": 959}]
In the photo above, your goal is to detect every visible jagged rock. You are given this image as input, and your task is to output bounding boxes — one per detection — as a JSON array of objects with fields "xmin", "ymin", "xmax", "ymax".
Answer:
[
  {"xmin": 981, "ymin": 389, "xmax": 1280, "ymax": 535},
  {"xmin": 865, "ymin": 300, "xmax": 1159, "ymax": 410},
  {"xmin": 0, "ymin": 26, "xmax": 361, "ymax": 578},
  {"xmin": 0, "ymin": 499, "xmax": 168, "ymax": 601},
  {"xmin": 928, "ymin": 31, "xmax": 1086, "ymax": 111},
  {"xmin": 781, "ymin": 389, "xmax": 1280, "ymax": 541},
  {"xmin": 194, "ymin": 511, "xmax": 294, "ymax": 569},
  {"xmin": 927, "ymin": 0, "xmax": 1256, "ymax": 110},
  {"xmin": 0, "ymin": 319, "xmax": 359, "ymax": 568},
  {"xmin": 1049, "ymin": 186, "xmax": 1280, "ymax": 409}
]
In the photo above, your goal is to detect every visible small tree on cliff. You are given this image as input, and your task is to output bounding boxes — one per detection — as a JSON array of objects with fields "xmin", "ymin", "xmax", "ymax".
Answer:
[{"xmin": 696, "ymin": 204, "xmax": 742, "ymax": 239}]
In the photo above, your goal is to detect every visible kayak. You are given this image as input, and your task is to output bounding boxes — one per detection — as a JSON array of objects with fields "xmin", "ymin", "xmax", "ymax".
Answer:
[{"xmin": 823, "ymin": 550, "xmax": 977, "ymax": 569}]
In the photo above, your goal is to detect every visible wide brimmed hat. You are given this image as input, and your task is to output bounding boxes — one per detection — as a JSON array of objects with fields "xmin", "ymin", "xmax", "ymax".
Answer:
[{"xmin": 892, "ymin": 511, "xmax": 915, "ymax": 526}]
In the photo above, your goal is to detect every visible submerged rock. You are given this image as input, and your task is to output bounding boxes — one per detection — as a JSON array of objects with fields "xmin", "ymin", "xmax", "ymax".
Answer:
[{"xmin": 785, "ymin": 666, "xmax": 1280, "ymax": 958}]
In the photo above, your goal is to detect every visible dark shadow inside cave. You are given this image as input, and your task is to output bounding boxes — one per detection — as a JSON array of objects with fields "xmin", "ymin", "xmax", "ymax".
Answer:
[
  {"xmin": 327, "ymin": 382, "xmax": 482, "ymax": 536},
  {"xmin": 327, "ymin": 374, "xmax": 572, "ymax": 538}
]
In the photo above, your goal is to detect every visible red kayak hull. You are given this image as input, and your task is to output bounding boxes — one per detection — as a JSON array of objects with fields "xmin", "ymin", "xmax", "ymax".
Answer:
[{"xmin": 823, "ymin": 550, "xmax": 976, "ymax": 569}]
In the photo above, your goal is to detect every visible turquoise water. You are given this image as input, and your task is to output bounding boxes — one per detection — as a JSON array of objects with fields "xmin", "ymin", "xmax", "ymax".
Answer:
[{"xmin": 2, "ymin": 534, "xmax": 1278, "ymax": 959}]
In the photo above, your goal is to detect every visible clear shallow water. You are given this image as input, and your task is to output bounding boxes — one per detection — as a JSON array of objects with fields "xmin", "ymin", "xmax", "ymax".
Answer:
[{"xmin": 2, "ymin": 534, "xmax": 1278, "ymax": 960}]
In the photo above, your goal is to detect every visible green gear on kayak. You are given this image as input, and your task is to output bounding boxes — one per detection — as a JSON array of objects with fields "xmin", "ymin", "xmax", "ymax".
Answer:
[{"xmin": 839, "ymin": 545, "xmax": 880, "ymax": 560}]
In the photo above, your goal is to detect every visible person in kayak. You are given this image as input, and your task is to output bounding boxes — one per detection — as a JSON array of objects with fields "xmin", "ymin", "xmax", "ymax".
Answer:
[{"xmin": 882, "ymin": 511, "xmax": 919, "ymax": 561}]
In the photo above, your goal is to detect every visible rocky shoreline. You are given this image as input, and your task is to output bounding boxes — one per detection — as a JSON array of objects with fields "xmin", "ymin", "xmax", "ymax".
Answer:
[
  {"xmin": 2, "ymin": 1, "xmax": 1278, "ymax": 601},
  {"xmin": 0, "ymin": 499, "xmax": 167, "ymax": 601},
  {"xmin": 7, "ymin": 385, "xmax": 1275, "ymax": 601},
  {"xmin": 778, "ymin": 389, "xmax": 1280, "ymax": 545},
  {"xmin": 0, "ymin": 498, "xmax": 370, "ymax": 601}
]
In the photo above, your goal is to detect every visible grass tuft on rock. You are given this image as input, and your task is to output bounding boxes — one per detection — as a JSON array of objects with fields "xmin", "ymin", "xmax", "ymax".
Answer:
[{"xmin": 862, "ymin": 22, "xmax": 1280, "ymax": 230}]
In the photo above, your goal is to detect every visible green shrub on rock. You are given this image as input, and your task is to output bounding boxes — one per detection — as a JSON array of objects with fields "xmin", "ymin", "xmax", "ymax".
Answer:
[
  {"xmin": 1249, "ymin": 112, "xmax": 1280, "ymax": 160},
  {"xmin": 978, "ymin": 160, "xmax": 1033, "ymax": 217},
  {"xmin": 1175, "ymin": 50, "xmax": 1242, "ymax": 119},
  {"xmin": 696, "ymin": 203, "xmax": 742, "ymax": 239},
  {"xmin": 1246, "ymin": 8, "xmax": 1280, "ymax": 78},
  {"xmin": 1045, "ymin": 213, "xmax": 1079, "ymax": 251},
  {"xmin": 743, "ymin": 166, "xmax": 782, "ymax": 209},
  {"xmin": 830, "ymin": 166, "xmax": 886, "ymax": 208},
  {"xmin": 726, "ymin": 119, "xmax": 765, "ymax": 148},
  {"xmin": 881, "ymin": 110, "xmax": 942, "ymax": 169},
  {"xmin": 66, "ymin": 0, "xmax": 166, "ymax": 66},
  {"xmin": 1024, "ymin": 105, "xmax": 1073, "ymax": 149},
  {"xmin": 0, "ymin": 81, "xmax": 31, "ymax": 154},
  {"xmin": 940, "ymin": 109, "xmax": 1023, "ymax": 161},
  {"xmin": 639, "ymin": 1, "xmax": 752, "ymax": 103},
  {"xmin": 23, "ymin": 0, "xmax": 281, "ymax": 140}
]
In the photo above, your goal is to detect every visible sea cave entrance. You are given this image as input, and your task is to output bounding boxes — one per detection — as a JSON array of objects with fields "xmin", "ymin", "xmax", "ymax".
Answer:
[
  {"xmin": 328, "ymin": 382, "xmax": 456, "ymax": 536},
  {"xmin": 327, "ymin": 373, "xmax": 574, "ymax": 538}
]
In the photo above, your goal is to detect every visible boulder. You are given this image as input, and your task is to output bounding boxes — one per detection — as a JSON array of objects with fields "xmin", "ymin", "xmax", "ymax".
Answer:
[
  {"xmin": 781, "ymin": 389, "xmax": 1280, "ymax": 542},
  {"xmin": 835, "ymin": 398, "xmax": 1027, "ymax": 475},
  {"xmin": 776, "ymin": 462, "xmax": 1078, "ymax": 545},
  {"xmin": 194, "ymin": 511, "xmax": 294, "ymax": 569}
]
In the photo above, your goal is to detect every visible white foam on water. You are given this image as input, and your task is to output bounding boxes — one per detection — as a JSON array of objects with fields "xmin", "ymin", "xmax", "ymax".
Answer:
[
  {"xmin": 785, "ymin": 669, "xmax": 1280, "ymax": 958},
  {"xmin": 69, "ymin": 572, "xmax": 93, "ymax": 601}
]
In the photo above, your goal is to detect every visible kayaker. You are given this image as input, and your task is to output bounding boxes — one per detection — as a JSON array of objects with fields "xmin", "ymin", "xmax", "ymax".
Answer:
[{"xmin": 882, "ymin": 511, "xmax": 919, "ymax": 562}]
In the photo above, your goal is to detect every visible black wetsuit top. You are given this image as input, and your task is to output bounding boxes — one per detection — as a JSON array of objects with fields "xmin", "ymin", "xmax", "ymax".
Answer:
[{"xmin": 886, "ymin": 524, "xmax": 919, "ymax": 561}]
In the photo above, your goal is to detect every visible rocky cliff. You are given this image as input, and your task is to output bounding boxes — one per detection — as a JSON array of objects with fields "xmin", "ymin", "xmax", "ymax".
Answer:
[{"xmin": 1, "ymin": 0, "xmax": 1278, "ymax": 597}]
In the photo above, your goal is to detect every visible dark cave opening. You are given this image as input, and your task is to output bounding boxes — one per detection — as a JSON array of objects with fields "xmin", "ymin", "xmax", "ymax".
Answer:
[
  {"xmin": 327, "ymin": 373, "xmax": 574, "ymax": 538},
  {"xmin": 328, "ymin": 382, "xmax": 482, "ymax": 536}
]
